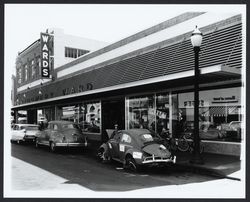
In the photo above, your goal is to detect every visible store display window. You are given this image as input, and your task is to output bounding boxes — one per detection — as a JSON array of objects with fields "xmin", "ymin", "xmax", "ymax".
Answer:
[
  {"xmin": 178, "ymin": 87, "xmax": 242, "ymax": 142},
  {"xmin": 154, "ymin": 93, "xmax": 169, "ymax": 135},
  {"xmin": 79, "ymin": 101, "xmax": 101, "ymax": 133},
  {"xmin": 126, "ymin": 95, "xmax": 155, "ymax": 131}
]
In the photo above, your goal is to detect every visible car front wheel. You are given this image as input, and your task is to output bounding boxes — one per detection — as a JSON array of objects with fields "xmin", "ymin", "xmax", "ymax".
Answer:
[{"xmin": 35, "ymin": 139, "xmax": 40, "ymax": 148}]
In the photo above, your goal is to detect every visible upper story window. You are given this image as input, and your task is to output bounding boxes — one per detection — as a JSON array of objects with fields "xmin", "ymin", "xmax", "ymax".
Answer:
[
  {"xmin": 31, "ymin": 60, "xmax": 36, "ymax": 79},
  {"xmin": 24, "ymin": 65, "xmax": 28, "ymax": 81},
  {"xmin": 17, "ymin": 68, "xmax": 22, "ymax": 84},
  {"xmin": 65, "ymin": 47, "xmax": 89, "ymax": 58}
]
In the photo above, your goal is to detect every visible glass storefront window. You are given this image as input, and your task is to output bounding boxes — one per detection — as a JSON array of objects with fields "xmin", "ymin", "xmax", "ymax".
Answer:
[
  {"xmin": 177, "ymin": 87, "xmax": 242, "ymax": 142},
  {"xmin": 80, "ymin": 101, "xmax": 101, "ymax": 133},
  {"xmin": 126, "ymin": 95, "xmax": 155, "ymax": 130},
  {"xmin": 155, "ymin": 93, "xmax": 169, "ymax": 135},
  {"xmin": 56, "ymin": 104, "xmax": 81, "ymax": 123},
  {"xmin": 17, "ymin": 110, "xmax": 27, "ymax": 124}
]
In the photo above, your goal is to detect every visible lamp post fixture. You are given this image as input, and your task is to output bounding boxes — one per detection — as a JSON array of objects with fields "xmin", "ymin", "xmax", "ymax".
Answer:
[{"xmin": 190, "ymin": 26, "xmax": 204, "ymax": 164}]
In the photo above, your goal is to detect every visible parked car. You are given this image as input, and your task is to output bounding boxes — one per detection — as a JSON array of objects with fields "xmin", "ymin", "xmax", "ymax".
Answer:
[
  {"xmin": 97, "ymin": 129, "xmax": 176, "ymax": 172},
  {"xmin": 35, "ymin": 120, "xmax": 88, "ymax": 152},
  {"xmin": 182, "ymin": 122, "xmax": 225, "ymax": 140},
  {"xmin": 223, "ymin": 121, "xmax": 242, "ymax": 141},
  {"xmin": 11, "ymin": 124, "xmax": 39, "ymax": 143}
]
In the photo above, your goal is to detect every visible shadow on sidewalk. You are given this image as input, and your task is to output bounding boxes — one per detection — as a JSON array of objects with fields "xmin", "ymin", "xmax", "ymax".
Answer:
[{"xmin": 174, "ymin": 151, "xmax": 241, "ymax": 180}]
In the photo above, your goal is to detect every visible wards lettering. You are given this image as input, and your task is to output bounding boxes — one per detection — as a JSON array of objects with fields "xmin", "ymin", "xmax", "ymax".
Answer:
[
  {"xmin": 41, "ymin": 33, "xmax": 50, "ymax": 78},
  {"xmin": 62, "ymin": 83, "xmax": 93, "ymax": 95}
]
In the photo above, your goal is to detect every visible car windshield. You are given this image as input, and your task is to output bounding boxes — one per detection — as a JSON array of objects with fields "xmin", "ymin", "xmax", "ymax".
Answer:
[
  {"xmin": 140, "ymin": 134, "xmax": 154, "ymax": 144},
  {"xmin": 21, "ymin": 126, "xmax": 38, "ymax": 130},
  {"xmin": 62, "ymin": 123, "xmax": 79, "ymax": 129}
]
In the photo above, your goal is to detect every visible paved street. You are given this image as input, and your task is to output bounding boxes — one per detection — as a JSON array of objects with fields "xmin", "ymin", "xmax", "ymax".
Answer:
[
  {"xmin": 10, "ymin": 143, "xmax": 216, "ymax": 192},
  {"xmin": 7, "ymin": 143, "xmax": 245, "ymax": 198}
]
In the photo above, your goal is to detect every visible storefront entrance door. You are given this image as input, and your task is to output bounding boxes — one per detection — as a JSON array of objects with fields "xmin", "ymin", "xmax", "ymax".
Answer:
[{"xmin": 102, "ymin": 99, "xmax": 125, "ymax": 132}]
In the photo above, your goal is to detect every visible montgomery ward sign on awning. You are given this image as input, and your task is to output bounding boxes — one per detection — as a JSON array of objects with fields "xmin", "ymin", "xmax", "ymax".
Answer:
[{"xmin": 40, "ymin": 32, "xmax": 51, "ymax": 78}]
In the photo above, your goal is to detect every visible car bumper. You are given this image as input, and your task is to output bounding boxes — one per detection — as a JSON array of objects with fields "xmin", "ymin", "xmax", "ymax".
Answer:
[
  {"xmin": 142, "ymin": 155, "xmax": 176, "ymax": 164},
  {"xmin": 54, "ymin": 142, "xmax": 87, "ymax": 147},
  {"xmin": 24, "ymin": 136, "xmax": 36, "ymax": 141}
]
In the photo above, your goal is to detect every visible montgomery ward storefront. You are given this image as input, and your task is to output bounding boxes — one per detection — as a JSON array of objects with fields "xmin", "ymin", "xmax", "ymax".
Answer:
[{"xmin": 12, "ymin": 12, "xmax": 243, "ymax": 156}]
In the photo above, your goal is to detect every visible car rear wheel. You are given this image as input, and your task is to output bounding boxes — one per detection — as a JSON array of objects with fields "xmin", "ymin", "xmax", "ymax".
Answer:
[
  {"xmin": 50, "ymin": 142, "xmax": 56, "ymax": 152},
  {"xmin": 97, "ymin": 148, "xmax": 110, "ymax": 162},
  {"xmin": 125, "ymin": 156, "xmax": 138, "ymax": 172}
]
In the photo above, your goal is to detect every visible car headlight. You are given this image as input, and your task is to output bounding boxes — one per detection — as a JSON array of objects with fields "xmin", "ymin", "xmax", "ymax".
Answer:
[{"xmin": 133, "ymin": 152, "xmax": 143, "ymax": 159}]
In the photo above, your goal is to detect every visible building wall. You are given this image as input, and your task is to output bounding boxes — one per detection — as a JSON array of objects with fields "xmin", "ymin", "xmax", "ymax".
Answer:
[
  {"xmin": 49, "ymin": 28, "xmax": 108, "ymax": 69},
  {"xmin": 16, "ymin": 28, "xmax": 108, "ymax": 92},
  {"xmin": 16, "ymin": 41, "xmax": 41, "ymax": 87}
]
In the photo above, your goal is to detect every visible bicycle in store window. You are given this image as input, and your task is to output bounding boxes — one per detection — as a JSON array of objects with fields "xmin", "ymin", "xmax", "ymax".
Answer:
[{"xmin": 160, "ymin": 131, "xmax": 204, "ymax": 154}]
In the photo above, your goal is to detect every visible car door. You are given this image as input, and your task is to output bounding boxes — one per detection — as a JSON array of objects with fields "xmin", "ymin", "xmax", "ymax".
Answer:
[
  {"xmin": 39, "ymin": 123, "xmax": 51, "ymax": 145},
  {"xmin": 50, "ymin": 123, "xmax": 60, "ymax": 142},
  {"xmin": 109, "ymin": 132, "xmax": 122, "ymax": 159},
  {"xmin": 45, "ymin": 123, "xmax": 53, "ymax": 143}
]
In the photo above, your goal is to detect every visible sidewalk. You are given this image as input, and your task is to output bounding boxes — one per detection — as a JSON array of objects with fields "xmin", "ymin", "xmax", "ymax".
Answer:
[{"xmin": 174, "ymin": 151, "xmax": 242, "ymax": 180}]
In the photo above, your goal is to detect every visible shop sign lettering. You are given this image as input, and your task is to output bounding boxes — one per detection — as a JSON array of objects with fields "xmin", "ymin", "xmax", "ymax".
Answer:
[
  {"xmin": 212, "ymin": 96, "xmax": 238, "ymax": 103},
  {"xmin": 62, "ymin": 83, "xmax": 93, "ymax": 95},
  {"xmin": 41, "ymin": 33, "xmax": 51, "ymax": 78}
]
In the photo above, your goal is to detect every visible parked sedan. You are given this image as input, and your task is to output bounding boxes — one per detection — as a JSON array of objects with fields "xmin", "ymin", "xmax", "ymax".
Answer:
[
  {"xmin": 97, "ymin": 129, "xmax": 176, "ymax": 172},
  {"xmin": 35, "ymin": 120, "xmax": 88, "ymax": 152},
  {"xmin": 11, "ymin": 124, "xmax": 39, "ymax": 143},
  {"xmin": 182, "ymin": 122, "xmax": 224, "ymax": 140}
]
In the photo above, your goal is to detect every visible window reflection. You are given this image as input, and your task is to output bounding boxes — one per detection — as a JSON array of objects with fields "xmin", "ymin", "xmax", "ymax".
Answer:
[
  {"xmin": 79, "ymin": 102, "xmax": 101, "ymax": 133},
  {"xmin": 127, "ymin": 96, "xmax": 154, "ymax": 130}
]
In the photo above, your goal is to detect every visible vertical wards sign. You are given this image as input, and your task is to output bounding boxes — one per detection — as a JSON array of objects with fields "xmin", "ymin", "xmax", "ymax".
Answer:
[{"xmin": 41, "ymin": 33, "xmax": 50, "ymax": 78}]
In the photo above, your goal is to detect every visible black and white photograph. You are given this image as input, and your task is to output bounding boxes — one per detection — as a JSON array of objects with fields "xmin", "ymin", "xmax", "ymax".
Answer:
[{"xmin": 4, "ymin": 4, "xmax": 246, "ymax": 198}]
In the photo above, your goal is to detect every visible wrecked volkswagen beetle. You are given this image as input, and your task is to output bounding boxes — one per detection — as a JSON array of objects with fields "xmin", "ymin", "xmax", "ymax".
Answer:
[{"xmin": 97, "ymin": 129, "xmax": 176, "ymax": 171}]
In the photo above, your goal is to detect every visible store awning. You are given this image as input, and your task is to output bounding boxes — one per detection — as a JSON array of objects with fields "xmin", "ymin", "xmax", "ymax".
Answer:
[
  {"xmin": 209, "ymin": 107, "xmax": 227, "ymax": 116},
  {"xmin": 203, "ymin": 106, "xmax": 240, "ymax": 117},
  {"xmin": 12, "ymin": 64, "xmax": 241, "ymax": 110},
  {"xmin": 228, "ymin": 106, "xmax": 240, "ymax": 114}
]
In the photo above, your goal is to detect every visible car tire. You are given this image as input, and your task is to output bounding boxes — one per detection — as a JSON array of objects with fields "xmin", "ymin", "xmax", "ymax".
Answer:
[
  {"xmin": 125, "ymin": 156, "xmax": 139, "ymax": 172},
  {"xmin": 35, "ymin": 139, "xmax": 40, "ymax": 148},
  {"xmin": 50, "ymin": 142, "xmax": 56, "ymax": 152},
  {"xmin": 97, "ymin": 148, "xmax": 110, "ymax": 163}
]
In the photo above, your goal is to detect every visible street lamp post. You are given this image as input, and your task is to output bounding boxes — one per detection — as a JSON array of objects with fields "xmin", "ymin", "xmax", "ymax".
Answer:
[{"xmin": 190, "ymin": 26, "xmax": 204, "ymax": 164}]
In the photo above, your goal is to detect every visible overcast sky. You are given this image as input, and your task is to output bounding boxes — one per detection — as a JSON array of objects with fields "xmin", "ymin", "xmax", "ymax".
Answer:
[{"xmin": 4, "ymin": 4, "xmax": 245, "ymax": 76}]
